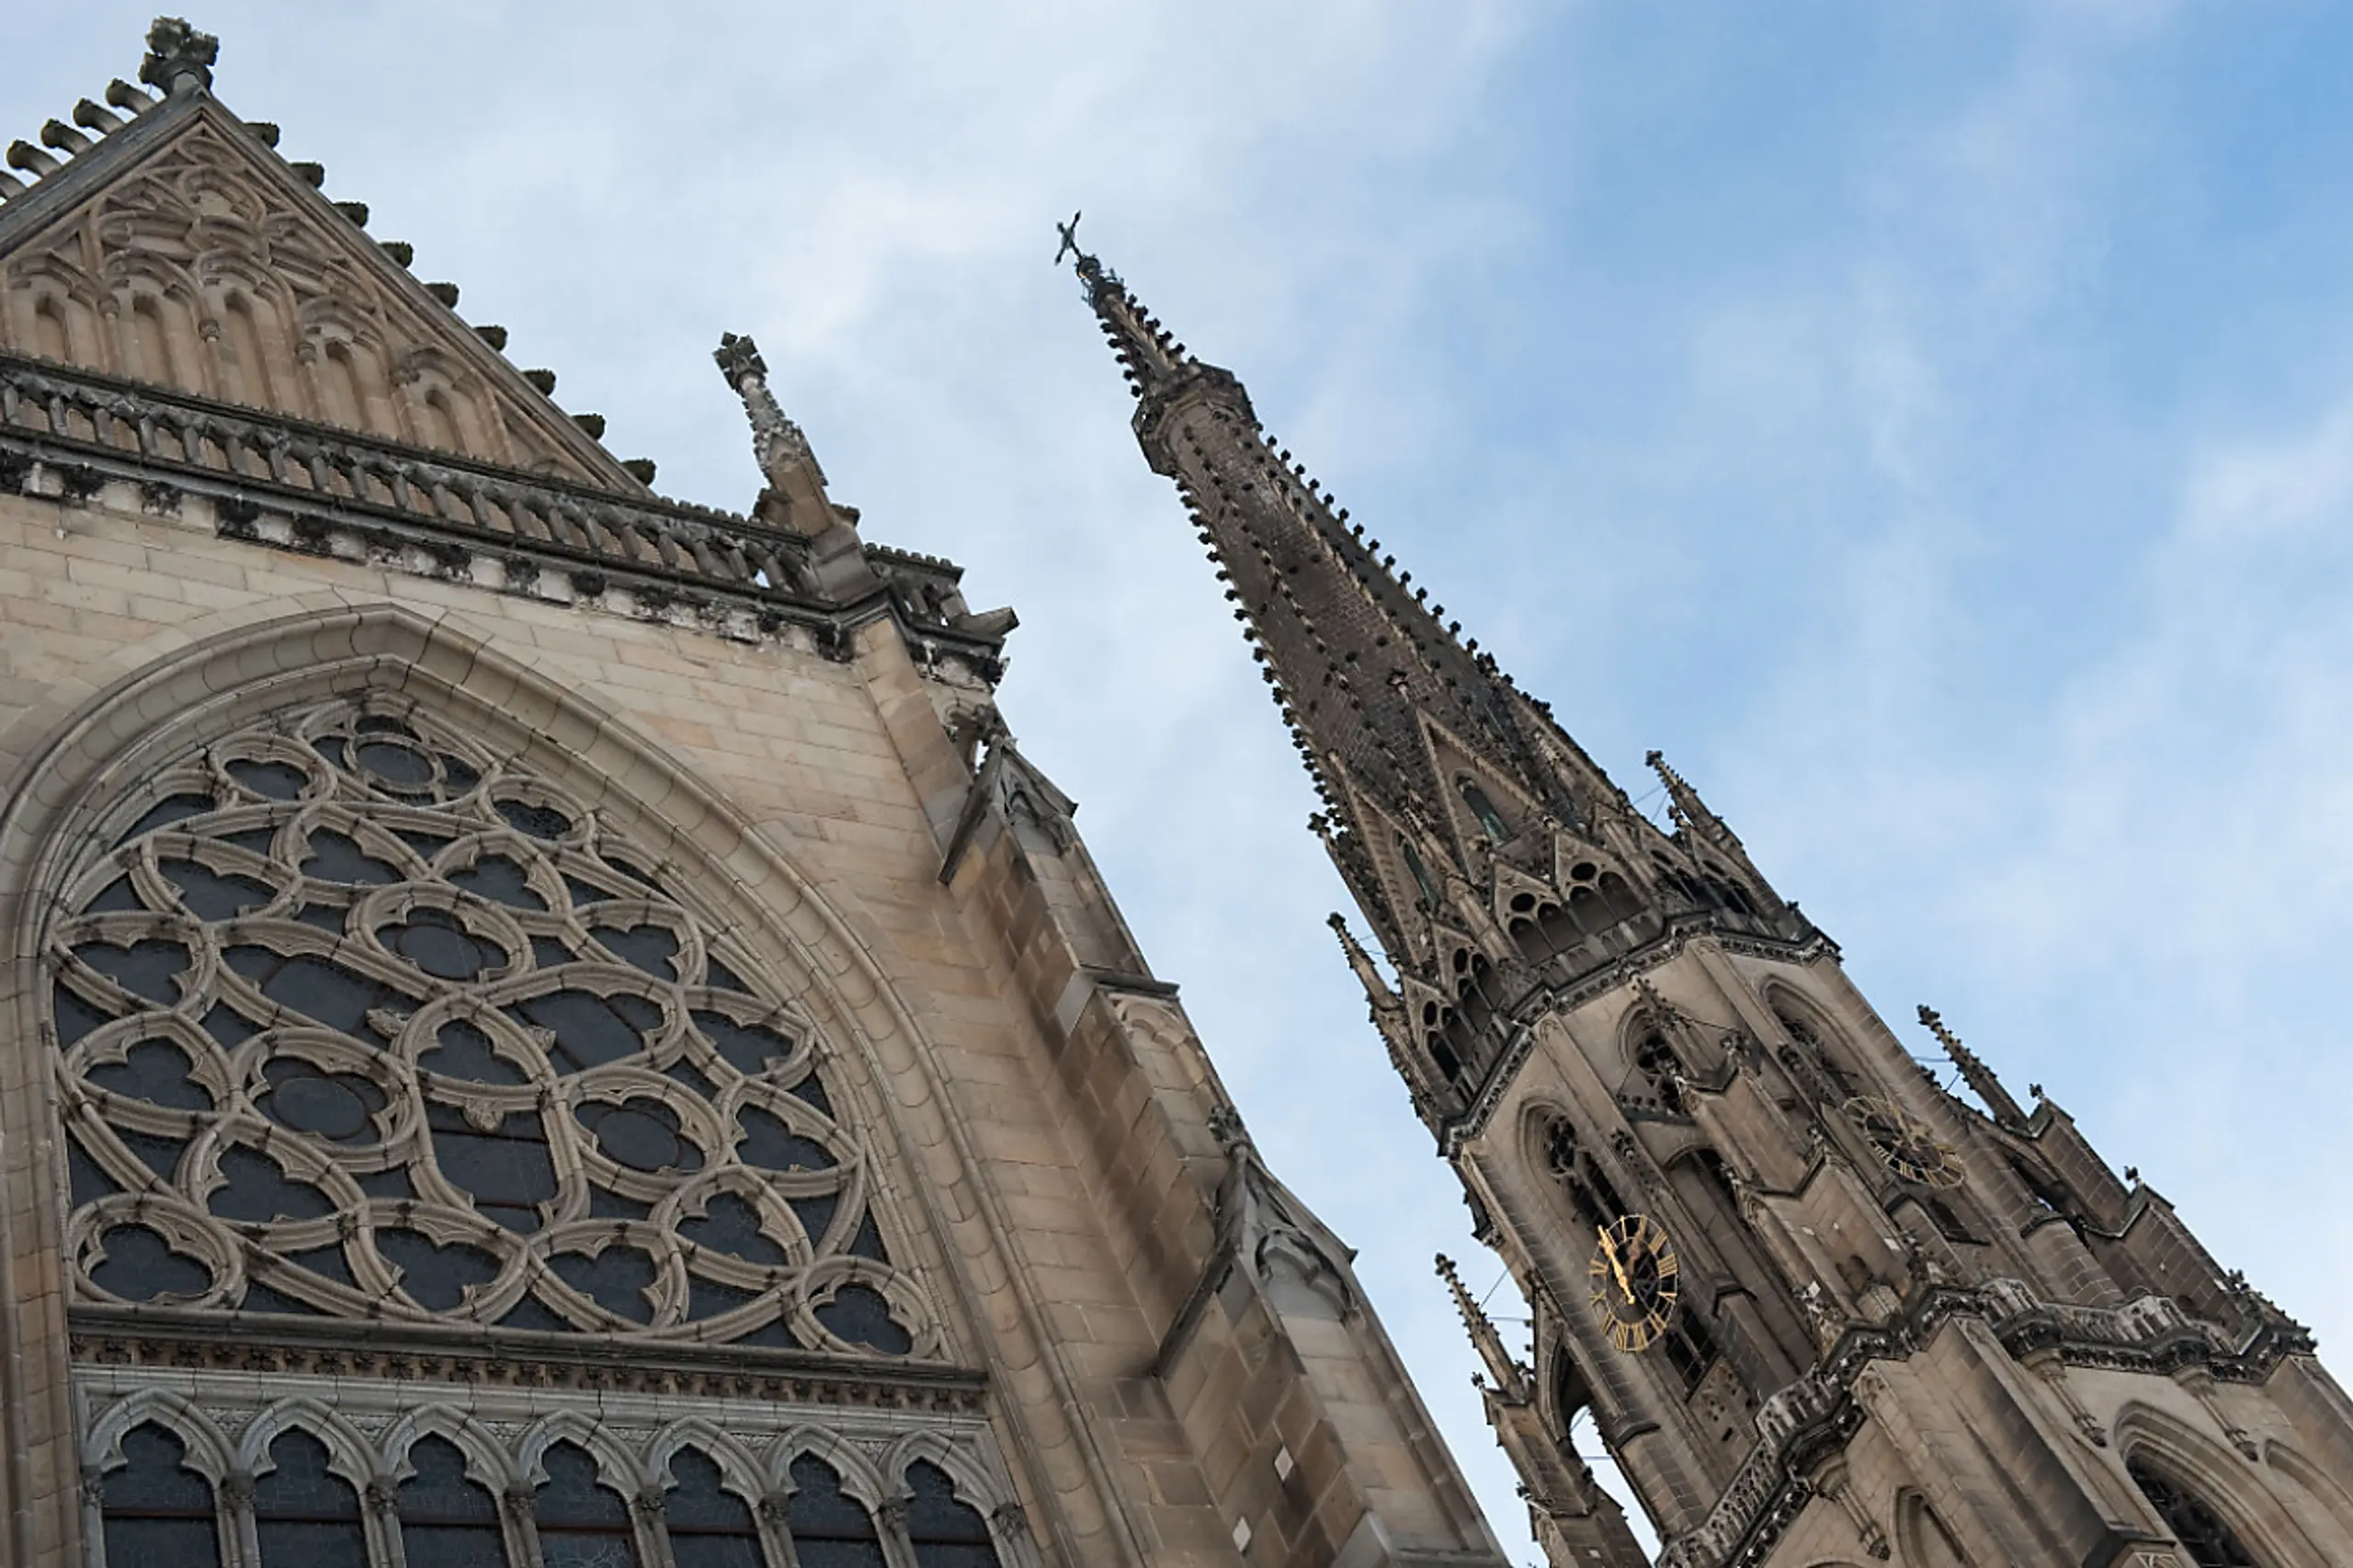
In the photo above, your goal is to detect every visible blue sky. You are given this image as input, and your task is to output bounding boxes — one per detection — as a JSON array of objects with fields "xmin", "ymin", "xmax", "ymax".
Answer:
[{"xmin": 16, "ymin": 4, "xmax": 2353, "ymax": 1560}]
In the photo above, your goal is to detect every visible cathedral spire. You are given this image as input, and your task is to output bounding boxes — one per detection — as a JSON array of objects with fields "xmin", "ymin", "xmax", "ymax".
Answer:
[{"xmin": 1059, "ymin": 225, "xmax": 1568, "ymax": 854}]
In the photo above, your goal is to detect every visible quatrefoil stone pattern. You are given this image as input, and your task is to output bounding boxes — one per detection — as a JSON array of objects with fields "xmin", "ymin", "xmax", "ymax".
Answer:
[{"xmin": 46, "ymin": 698, "xmax": 940, "ymax": 1359}]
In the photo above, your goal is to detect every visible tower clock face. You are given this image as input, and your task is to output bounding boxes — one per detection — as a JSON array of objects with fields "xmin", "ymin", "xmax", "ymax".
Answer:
[
  {"xmin": 1844, "ymin": 1096, "xmax": 1968, "ymax": 1188},
  {"xmin": 1588, "ymin": 1214, "xmax": 1679, "ymax": 1352}
]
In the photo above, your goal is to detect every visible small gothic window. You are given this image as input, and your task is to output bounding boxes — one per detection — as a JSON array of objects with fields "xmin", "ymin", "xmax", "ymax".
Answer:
[
  {"xmin": 536, "ymin": 1442, "xmax": 642, "ymax": 1568},
  {"xmin": 253, "ymin": 1429, "xmax": 367, "ymax": 1568},
  {"xmin": 1775, "ymin": 1006, "xmax": 1856, "ymax": 1101},
  {"xmin": 1632, "ymin": 1029, "xmax": 1687, "ymax": 1115},
  {"xmin": 1540, "ymin": 1118, "xmax": 1628, "ymax": 1228},
  {"xmin": 398, "ymin": 1434, "xmax": 508, "ymax": 1568},
  {"xmin": 1458, "ymin": 778, "xmax": 1510, "ymax": 845},
  {"xmin": 904, "ymin": 1460, "xmax": 1003, "ymax": 1568},
  {"xmin": 1661, "ymin": 1307, "xmax": 1718, "ymax": 1392},
  {"xmin": 665, "ymin": 1448, "xmax": 767, "ymax": 1568},
  {"xmin": 101, "ymin": 1422, "xmax": 221, "ymax": 1568},
  {"xmin": 1397, "ymin": 836, "xmax": 1440, "ymax": 909},
  {"xmin": 2128, "ymin": 1459, "xmax": 2263, "ymax": 1568},
  {"xmin": 784, "ymin": 1454, "xmax": 887, "ymax": 1568}
]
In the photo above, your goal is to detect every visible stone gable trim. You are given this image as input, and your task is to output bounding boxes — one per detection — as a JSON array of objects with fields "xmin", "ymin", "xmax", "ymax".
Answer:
[{"xmin": 0, "ymin": 352, "xmax": 1009, "ymax": 684}]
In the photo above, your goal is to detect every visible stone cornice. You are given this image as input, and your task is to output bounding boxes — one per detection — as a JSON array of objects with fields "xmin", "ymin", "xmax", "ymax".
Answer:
[
  {"xmin": 0, "ymin": 352, "xmax": 1009, "ymax": 684},
  {"xmin": 70, "ymin": 1307, "xmax": 990, "ymax": 1414}
]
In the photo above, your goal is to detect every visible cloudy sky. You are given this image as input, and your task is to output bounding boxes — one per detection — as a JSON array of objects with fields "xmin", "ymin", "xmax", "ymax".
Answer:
[{"xmin": 18, "ymin": 2, "xmax": 2353, "ymax": 1559}]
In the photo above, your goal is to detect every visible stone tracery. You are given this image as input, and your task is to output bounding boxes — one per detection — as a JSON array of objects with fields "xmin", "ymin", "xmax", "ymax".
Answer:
[{"xmin": 48, "ymin": 695, "xmax": 939, "ymax": 1360}]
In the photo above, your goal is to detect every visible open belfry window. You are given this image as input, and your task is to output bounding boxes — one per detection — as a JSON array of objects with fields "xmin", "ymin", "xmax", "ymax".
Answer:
[
  {"xmin": 1458, "ymin": 778, "xmax": 1511, "ymax": 844},
  {"xmin": 2128, "ymin": 1459, "xmax": 2266, "ymax": 1568}
]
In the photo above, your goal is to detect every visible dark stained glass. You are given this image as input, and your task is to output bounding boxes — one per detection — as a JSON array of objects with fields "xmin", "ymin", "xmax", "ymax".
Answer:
[
  {"xmin": 426, "ymin": 1102, "xmax": 555, "ymax": 1231},
  {"xmin": 551, "ymin": 1244, "xmax": 659, "ymax": 1324},
  {"xmin": 226, "ymin": 759, "xmax": 308, "ymax": 801},
  {"xmin": 737, "ymin": 1106, "xmax": 833, "ymax": 1172},
  {"xmin": 382, "ymin": 907, "xmax": 505, "ymax": 980},
  {"xmin": 449, "ymin": 854, "xmax": 546, "ymax": 910},
  {"xmin": 356, "ymin": 740, "xmax": 435, "ymax": 789},
  {"xmin": 159, "ymin": 858, "xmax": 275, "ymax": 920},
  {"xmin": 815, "ymin": 1283, "xmax": 910, "ymax": 1357},
  {"xmin": 260, "ymin": 1059, "xmax": 384, "ymax": 1142},
  {"xmin": 51, "ymin": 983, "xmax": 113, "ymax": 1047},
  {"xmin": 225, "ymin": 947, "xmax": 411, "ymax": 1038},
  {"xmin": 2129, "ymin": 1460, "xmax": 2263, "ymax": 1568},
  {"xmin": 904, "ymin": 1460, "xmax": 1001, "ymax": 1568},
  {"xmin": 579, "ymin": 1098, "xmax": 699, "ymax": 1174},
  {"xmin": 593, "ymin": 924, "xmax": 680, "ymax": 979},
  {"xmin": 119, "ymin": 792, "xmax": 215, "ymax": 844},
  {"xmin": 667, "ymin": 1448, "xmax": 767, "ymax": 1568},
  {"xmin": 497, "ymin": 799, "xmax": 573, "ymax": 840},
  {"xmin": 694, "ymin": 1012, "xmax": 793, "ymax": 1076},
  {"xmin": 847, "ymin": 1214, "xmax": 890, "ymax": 1264},
  {"xmin": 505, "ymin": 989, "xmax": 662, "ymax": 1074},
  {"xmin": 209, "ymin": 1146, "xmax": 335, "ymax": 1222},
  {"xmin": 282, "ymin": 1242, "xmax": 358, "ymax": 1288},
  {"xmin": 378, "ymin": 1228, "xmax": 500, "ymax": 1311},
  {"xmin": 254, "ymin": 1429, "xmax": 367, "ymax": 1568},
  {"xmin": 301, "ymin": 829, "xmax": 402, "ymax": 883},
  {"xmin": 398, "ymin": 1434, "xmax": 507, "ymax": 1568},
  {"xmin": 421, "ymin": 1019, "xmax": 529, "ymax": 1085},
  {"xmin": 75, "ymin": 938, "xmax": 190, "ymax": 1006},
  {"xmin": 85, "ymin": 876, "xmax": 144, "ymax": 913},
  {"xmin": 91, "ymin": 1224, "xmax": 208, "ymax": 1301},
  {"xmin": 785, "ymin": 1455, "xmax": 885, "ymax": 1568},
  {"xmin": 536, "ymin": 1441, "xmax": 640, "ymax": 1568},
  {"xmin": 101, "ymin": 1423, "xmax": 221, "ymax": 1568},
  {"xmin": 88, "ymin": 1038, "xmax": 213, "ymax": 1111},
  {"xmin": 66, "ymin": 1132, "xmax": 121, "ymax": 1205},
  {"xmin": 680, "ymin": 1193, "xmax": 785, "ymax": 1267}
]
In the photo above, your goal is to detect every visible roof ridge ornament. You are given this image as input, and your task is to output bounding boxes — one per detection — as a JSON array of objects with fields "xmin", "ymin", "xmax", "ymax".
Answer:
[{"xmin": 139, "ymin": 17, "xmax": 218, "ymax": 96}]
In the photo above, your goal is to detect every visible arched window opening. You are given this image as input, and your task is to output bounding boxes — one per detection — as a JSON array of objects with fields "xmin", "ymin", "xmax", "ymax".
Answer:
[
  {"xmin": 536, "ymin": 1441, "xmax": 642, "ymax": 1568},
  {"xmin": 421, "ymin": 387, "xmax": 464, "ymax": 454},
  {"xmin": 666, "ymin": 1447, "xmax": 767, "ymax": 1568},
  {"xmin": 252, "ymin": 1428, "xmax": 367, "ymax": 1568},
  {"xmin": 1458, "ymin": 778, "xmax": 1510, "ymax": 845},
  {"xmin": 323, "ymin": 340, "xmax": 367, "ymax": 431},
  {"xmin": 398, "ymin": 1433, "xmax": 507, "ymax": 1568},
  {"xmin": 904, "ymin": 1460, "xmax": 1003, "ymax": 1567},
  {"xmin": 1774, "ymin": 1005, "xmax": 1857, "ymax": 1103},
  {"xmin": 100, "ymin": 1421, "xmax": 221, "ymax": 1567},
  {"xmin": 2128, "ymin": 1459, "xmax": 2264, "ymax": 1568},
  {"xmin": 784, "ymin": 1454, "xmax": 886, "ymax": 1568},
  {"xmin": 1541, "ymin": 1118, "xmax": 1629, "ymax": 1230},
  {"xmin": 34, "ymin": 295, "xmax": 73, "ymax": 362},
  {"xmin": 1631, "ymin": 1028, "xmax": 1687, "ymax": 1115},
  {"xmin": 1398, "ymin": 836, "xmax": 1440, "ymax": 910},
  {"xmin": 222, "ymin": 293, "xmax": 273, "ymax": 408},
  {"xmin": 1661, "ymin": 1305, "xmax": 1718, "ymax": 1392}
]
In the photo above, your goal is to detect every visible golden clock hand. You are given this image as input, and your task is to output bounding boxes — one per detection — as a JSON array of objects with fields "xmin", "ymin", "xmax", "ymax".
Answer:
[{"xmin": 1599, "ymin": 1225, "xmax": 1634, "ymax": 1301}]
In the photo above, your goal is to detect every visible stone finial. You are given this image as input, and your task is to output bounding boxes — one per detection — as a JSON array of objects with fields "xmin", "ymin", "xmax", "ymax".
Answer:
[
  {"xmin": 1435, "ymin": 1253, "xmax": 1529, "ymax": 1398},
  {"xmin": 713, "ymin": 330, "xmax": 826, "ymax": 502},
  {"xmin": 1917, "ymin": 1004, "xmax": 2027, "ymax": 1128},
  {"xmin": 140, "ymin": 17, "xmax": 219, "ymax": 95}
]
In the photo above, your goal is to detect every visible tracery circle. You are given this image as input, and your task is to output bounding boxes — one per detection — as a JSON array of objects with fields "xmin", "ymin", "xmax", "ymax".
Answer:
[{"xmin": 41, "ymin": 697, "xmax": 941, "ymax": 1359}]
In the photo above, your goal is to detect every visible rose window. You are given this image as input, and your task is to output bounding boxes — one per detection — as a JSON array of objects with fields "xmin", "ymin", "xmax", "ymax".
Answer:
[{"xmin": 46, "ymin": 698, "xmax": 938, "ymax": 1358}]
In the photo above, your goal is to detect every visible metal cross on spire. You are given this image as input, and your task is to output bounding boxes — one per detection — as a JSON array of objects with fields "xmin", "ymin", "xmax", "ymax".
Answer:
[{"xmin": 1053, "ymin": 210, "xmax": 1085, "ymax": 267}]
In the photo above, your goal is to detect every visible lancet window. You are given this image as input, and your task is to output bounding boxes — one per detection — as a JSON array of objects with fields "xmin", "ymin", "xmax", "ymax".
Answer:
[
  {"xmin": 2127, "ymin": 1459, "xmax": 2264, "ymax": 1568},
  {"xmin": 44, "ymin": 697, "xmax": 938, "ymax": 1357},
  {"xmin": 1458, "ymin": 778, "xmax": 1510, "ymax": 845}
]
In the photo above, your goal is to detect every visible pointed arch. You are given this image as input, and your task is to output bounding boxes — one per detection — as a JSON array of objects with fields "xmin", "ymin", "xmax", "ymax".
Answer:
[
  {"xmin": 2113, "ymin": 1403, "xmax": 2312, "ymax": 1567},
  {"xmin": 1894, "ymin": 1488, "xmax": 1975, "ymax": 1568},
  {"xmin": 515, "ymin": 1410, "xmax": 654, "ymax": 1496},
  {"xmin": 381, "ymin": 1403, "xmax": 521, "ymax": 1493},
  {"xmin": 767, "ymin": 1425, "xmax": 892, "ymax": 1508},
  {"xmin": 234, "ymin": 1395, "xmax": 379, "ymax": 1487},
  {"xmin": 647, "ymin": 1418, "xmax": 770, "ymax": 1507},
  {"xmin": 84, "ymin": 1387, "xmax": 235, "ymax": 1486}
]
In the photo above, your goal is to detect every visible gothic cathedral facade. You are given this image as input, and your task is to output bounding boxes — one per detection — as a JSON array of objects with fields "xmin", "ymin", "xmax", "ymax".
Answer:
[
  {"xmin": 2, "ymin": 18, "xmax": 2348, "ymax": 1568},
  {"xmin": 0, "ymin": 21, "xmax": 1506, "ymax": 1568}
]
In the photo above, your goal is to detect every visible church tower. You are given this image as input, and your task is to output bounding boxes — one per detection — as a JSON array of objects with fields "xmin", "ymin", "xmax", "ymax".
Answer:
[
  {"xmin": 1066, "ymin": 233, "xmax": 2353, "ymax": 1568},
  {"xmin": 0, "ymin": 21, "xmax": 1519, "ymax": 1567}
]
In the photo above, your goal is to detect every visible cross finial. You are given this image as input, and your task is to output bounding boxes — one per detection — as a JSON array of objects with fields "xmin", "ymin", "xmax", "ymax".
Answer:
[
  {"xmin": 141, "ymin": 17, "xmax": 219, "ymax": 94},
  {"xmin": 1053, "ymin": 210, "xmax": 1085, "ymax": 267}
]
